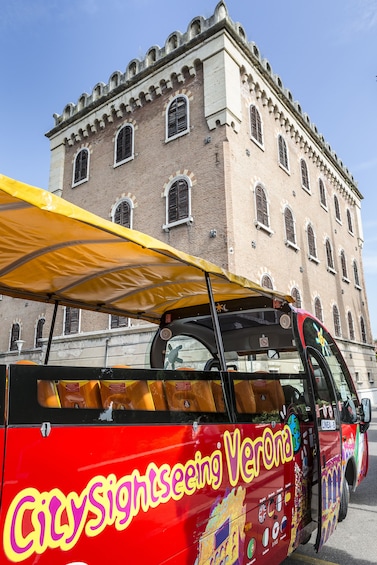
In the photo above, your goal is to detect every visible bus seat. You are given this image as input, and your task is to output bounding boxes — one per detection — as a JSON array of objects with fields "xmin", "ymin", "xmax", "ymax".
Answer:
[
  {"xmin": 211, "ymin": 381, "xmax": 225, "ymax": 412},
  {"xmin": 16, "ymin": 360, "xmax": 38, "ymax": 364},
  {"xmin": 234, "ymin": 380, "xmax": 256, "ymax": 413},
  {"xmin": 58, "ymin": 380, "xmax": 102, "ymax": 409},
  {"xmin": 251, "ymin": 379, "xmax": 285, "ymax": 413},
  {"xmin": 37, "ymin": 380, "xmax": 61, "ymax": 408},
  {"xmin": 100, "ymin": 380, "xmax": 155, "ymax": 410},
  {"xmin": 164, "ymin": 380, "xmax": 216, "ymax": 412},
  {"xmin": 149, "ymin": 380, "xmax": 169, "ymax": 411}
]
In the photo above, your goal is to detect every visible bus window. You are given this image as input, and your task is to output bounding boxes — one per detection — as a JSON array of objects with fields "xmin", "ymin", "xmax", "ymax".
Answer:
[
  {"xmin": 303, "ymin": 318, "xmax": 359, "ymax": 424},
  {"xmin": 163, "ymin": 335, "xmax": 213, "ymax": 370}
]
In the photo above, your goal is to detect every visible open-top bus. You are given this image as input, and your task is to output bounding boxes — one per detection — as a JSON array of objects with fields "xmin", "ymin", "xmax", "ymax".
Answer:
[{"xmin": 0, "ymin": 175, "xmax": 371, "ymax": 565}]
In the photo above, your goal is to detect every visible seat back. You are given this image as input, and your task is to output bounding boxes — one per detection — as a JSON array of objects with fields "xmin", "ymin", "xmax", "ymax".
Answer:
[
  {"xmin": 251, "ymin": 379, "xmax": 285, "ymax": 413},
  {"xmin": 100, "ymin": 380, "xmax": 155, "ymax": 410},
  {"xmin": 164, "ymin": 380, "xmax": 216, "ymax": 412},
  {"xmin": 58, "ymin": 380, "xmax": 102, "ymax": 408}
]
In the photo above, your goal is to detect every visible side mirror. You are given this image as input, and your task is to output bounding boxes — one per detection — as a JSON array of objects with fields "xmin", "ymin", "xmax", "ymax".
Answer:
[
  {"xmin": 360, "ymin": 397, "xmax": 371, "ymax": 432},
  {"xmin": 342, "ymin": 398, "xmax": 357, "ymax": 424}
]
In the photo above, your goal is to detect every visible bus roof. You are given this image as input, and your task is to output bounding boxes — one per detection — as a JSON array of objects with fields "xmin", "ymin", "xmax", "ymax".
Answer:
[{"xmin": 0, "ymin": 174, "xmax": 292, "ymax": 323}]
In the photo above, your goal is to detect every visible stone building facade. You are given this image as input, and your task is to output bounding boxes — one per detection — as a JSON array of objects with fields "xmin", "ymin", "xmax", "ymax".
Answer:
[{"xmin": 1, "ymin": 2, "xmax": 376, "ymax": 403}]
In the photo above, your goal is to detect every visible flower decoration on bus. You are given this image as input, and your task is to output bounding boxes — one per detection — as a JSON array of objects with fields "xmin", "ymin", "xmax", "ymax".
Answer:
[{"xmin": 313, "ymin": 323, "xmax": 331, "ymax": 357}]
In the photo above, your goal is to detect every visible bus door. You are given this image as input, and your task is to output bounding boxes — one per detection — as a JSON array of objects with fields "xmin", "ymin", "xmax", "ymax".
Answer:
[{"xmin": 306, "ymin": 347, "xmax": 341, "ymax": 551}]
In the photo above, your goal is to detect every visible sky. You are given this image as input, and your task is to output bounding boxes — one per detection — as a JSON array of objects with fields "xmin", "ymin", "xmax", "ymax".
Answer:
[{"xmin": 1, "ymin": 0, "xmax": 376, "ymax": 336}]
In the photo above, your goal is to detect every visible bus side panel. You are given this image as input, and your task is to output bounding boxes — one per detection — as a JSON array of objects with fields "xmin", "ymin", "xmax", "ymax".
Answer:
[{"xmin": 0, "ymin": 421, "xmax": 305, "ymax": 565}]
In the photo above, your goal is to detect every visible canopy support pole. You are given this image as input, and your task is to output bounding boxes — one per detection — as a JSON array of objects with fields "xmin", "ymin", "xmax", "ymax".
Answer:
[
  {"xmin": 205, "ymin": 272, "xmax": 236, "ymax": 423},
  {"xmin": 44, "ymin": 301, "xmax": 58, "ymax": 365}
]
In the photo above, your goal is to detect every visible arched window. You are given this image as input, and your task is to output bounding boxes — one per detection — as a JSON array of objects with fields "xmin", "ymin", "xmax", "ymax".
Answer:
[
  {"xmin": 346, "ymin": 209, "xmax": 353, "ymax": 233},
  {"xmin": 64, "ymin": 307, "xmax": 80, "ymax": 335},
  {"xmin": 291, "ymin": 287, "xmax": 302, "ymax": 308},
  {"xmin": 353, "ymin": 260, "xmax": 360, "ymax": 287},
  {"xmin": 166, "ymin": 96, "xmax": 189, "ymax": 139},
  {"xmin": 314, "ymin": 297, "xmax": 323, "ymax": 322},
  {"xmin": 319, "ymin": 179, "xmax": 327, "ymax": 207},
  {"xmin": 325, "ymin": 239, "xmax": 334, "ymax": 271},
  {"xmin": 255, "ymin": 184, "xmax": 269, "ymax": 228},
  {"xmin": 261, "ymin": 274, "xmax": 273, "ymax": 289},
  {"xmin": 35, "ymin": 318, "xmax": 45, "ymax": 348},
  {"xmin": 347, "ymin": 312, "xmax": 355, "ymax": 341},
  {"xmin": 300, "ymin": 159, "xmax": 310, "ymax": 191},
  {"xmin": 360, "ymin": 316, "xmax": 367, "ymax": 343},
  {"xmin": 73, "ymin": 148, "xmax": 89, "ymax": 186},
  {"xmin": 332, "ymin": 305, "xmax": 341, "ymax": 337},
  {"xmin": 163, "ymin": 177, "xmax": 191, "ymax": 229},
  {"xmin": 334, "ymin": 195, "xmax": 341, "ymax": 222},
  {"xmin": 340, "ymin": 250, "xmax": 348, "ymax": 280},
  {"xmin": 284, "ymin": 207, "xmax": 296, "ymax": 246},
  {"xmin": 113, "ymin": 199, "xmax": 133, "ymax": 229},
  {"xmin": 115, "ymin": 124, "xmax": 134, "ymax": 165},
  {"xmin": 10, "ymin": 323, "xmax": 20, "ymax": 351},
  {"xmin": 250, "ymin": 105, "xmax": 263, "ymax": 145},
  {"xmin": 307, "ymin": 224, "xmax": 317, "ymax": 258},
  {"xmin": 278, "ymin": 135, "xmax": 289, "ymax": 170}
]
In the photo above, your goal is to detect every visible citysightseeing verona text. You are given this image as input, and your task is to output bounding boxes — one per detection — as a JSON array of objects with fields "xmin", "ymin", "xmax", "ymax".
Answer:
[{"xmin": 4, "ymin": 426, "xmax": 294, "ymax": 562}]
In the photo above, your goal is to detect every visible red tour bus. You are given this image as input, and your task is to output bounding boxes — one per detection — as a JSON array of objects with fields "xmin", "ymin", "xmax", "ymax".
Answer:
[{"xmin": 0, "ymin": 175, "xmax": 371, "ymax": 565}]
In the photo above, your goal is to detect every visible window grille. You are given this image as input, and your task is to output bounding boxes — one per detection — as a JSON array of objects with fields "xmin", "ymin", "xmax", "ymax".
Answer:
[
  {"xmin": 115, "ymin": 125, "xmax": 133, "ymax": 164},
  {"xmin": 167, "ymin": 96, "xmax": 188, "ymax": 138},
  {"xmin": 255, "ymin": 185, "xmax": 269, "ymax": 227},
  {"xmin": 284, "ymin": 207, "xmax": 296, "ymax": 244},
  {"xmin": 278, "ymin": 135, "xmax": 289, "ymax": 170},
  {"xmin": 74, "ymin": 149, "xmax": 89, "ymax": 184},
  {"xmin": 300, "ymin": 159, "xmax": 310, "ymax": 191},
  {"xmin": 332, "ymin": 305, "xmax": 341, "ymax": 337},
  {"xmin": 64, "ymin": 307, "xmax": 80, "ymax": 335},
  {"xmin": 307, "ymin": 225, "xmax": 317, "ymax": 258},
  {"xmin": 250, "ymin": 105, "xmax": 263, "ymax": 145}
]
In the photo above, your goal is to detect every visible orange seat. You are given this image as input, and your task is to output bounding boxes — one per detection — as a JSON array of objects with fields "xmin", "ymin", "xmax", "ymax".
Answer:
[
  {"xmin": 100, "ymin": 380, "xmax": 155, "ymax": 410},
  {"xmin": 251, "ymin": 379, "xmax": 285, "ymax": 413},
  {"xmin": 37, "ymin": 380, "xmax": 61, "ymax": 408},
  {"xmin": 58, "ymin": 380, "xmax": 102, "ymax": 408},
  {"xmin": 211, "ymin": 380, "xmax": 226, "ymax": 412},
  {"xmin": 234, "ymin": 380, "xmax": 256, "ymax": 413},
  {"xmin": 149, "ymin": 381, "xmax": 169, "ymax": 411},
  {"xmin": 164, "ymin": 380, "xmax": 216, "ymax": 412}
]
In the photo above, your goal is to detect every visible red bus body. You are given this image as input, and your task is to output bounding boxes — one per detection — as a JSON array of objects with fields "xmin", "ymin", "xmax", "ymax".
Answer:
[{"xmin": 0, "ymin": 302, "xmax": 370, "ymax": 565}]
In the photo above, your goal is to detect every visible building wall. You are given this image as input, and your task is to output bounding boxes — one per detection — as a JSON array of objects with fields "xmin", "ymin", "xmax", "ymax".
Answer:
[{"xmin": 1, "ymin": 2, "xmax": 376, "ymax": 402}]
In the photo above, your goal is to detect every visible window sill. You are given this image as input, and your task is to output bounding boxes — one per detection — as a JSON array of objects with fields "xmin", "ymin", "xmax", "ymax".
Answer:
[
  {"xmin": 342, "ymin": 277, "xmax": 350, "ymax": 284},
  {"xmin": 327, "ymin": 267, "xmax": 336, "ymax": 275},
  {"xmin": 250, "ymin": 137, "xmax": 264, "ymax": 151},
  {"xmin": 72, "ymin": 177, "xmax": 89, "ymax": 188},
  {"xmin": 113, "ymin": 155, "xmax": 134, "ymax": 168},
  {"xmin": 165, "ymin": 129, "xmax": 190, "ymax": 143},
  {"xmin": 163, "ymin": 216, "xmax": 193, "ymax": 231},
  {"xmin": 285, "ymin": 240, "xmax": 299, "ymax": 252},
  {"xmin": 278, "ymin": 163, "xmax": 290, "ymax": 175},
  {"xmin": 254, "ymin": 221, "xmax": 273, "ymax": 236},
  {"xmin": 308, "ymin": 254, "xmax": 319, "ymax": 264}
]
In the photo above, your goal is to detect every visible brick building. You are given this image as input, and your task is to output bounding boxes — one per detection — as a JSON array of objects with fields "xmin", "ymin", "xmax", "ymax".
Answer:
[{"xmin": 1, "ymin": 2, "xmax": 376, "ymax": 402}]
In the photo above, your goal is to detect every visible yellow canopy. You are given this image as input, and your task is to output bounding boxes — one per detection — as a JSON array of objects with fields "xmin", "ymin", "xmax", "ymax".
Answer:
[{"xmin": 0, "ymin": 174, "xmax": 292, "ymax": 323}]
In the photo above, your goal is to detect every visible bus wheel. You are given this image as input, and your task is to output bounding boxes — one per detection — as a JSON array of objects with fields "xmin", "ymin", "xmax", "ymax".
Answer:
[{"xmin": 338, "ymin": 479, "xmax": 349, "ymax": 522}]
